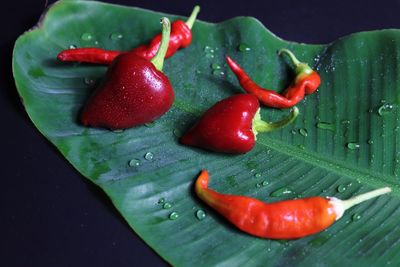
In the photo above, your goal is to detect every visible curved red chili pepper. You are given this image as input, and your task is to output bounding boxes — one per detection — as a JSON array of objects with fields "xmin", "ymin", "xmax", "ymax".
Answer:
[
  {"xmin": 57, "ymin": 6, "xmax": 200, "ymax": 64},
  {"xmin": 195, "ymin": 170, "xmax": 391, "ymax": 239},
  {"xmin": 226, "ymin": 49, "xmax": 321, "ymax": 109}
]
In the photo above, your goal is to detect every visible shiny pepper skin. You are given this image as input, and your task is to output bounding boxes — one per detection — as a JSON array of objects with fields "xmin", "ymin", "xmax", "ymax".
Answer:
[
  {"xmin": 226, "ymin": 49, "xmax": 321, "ymax": 109},
  {"xmin": 81, "ymin": 17, "xmax": 173, "ymax": 130},
  {"xmin": 195, "ymin": 170, "xmax": 391, "ymax": 239},
  {"xmin": 180, "ymin": 94, "xmax": 298, "ymax": 154},
  {"xmin": 57, "ymin": 6, "xmax": 200, "ymax": 64},
  {"xmin": 81, "ymin": 52, "xmax": 174, "ymax": 129}
]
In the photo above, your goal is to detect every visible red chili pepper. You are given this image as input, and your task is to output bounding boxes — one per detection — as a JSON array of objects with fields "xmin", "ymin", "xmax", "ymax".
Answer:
[
  {"xmin": 81, "ymin": 18, "xmax": 174, "ymax": 130},
  {"xmin": 195, "ymin": 170, "xmax": 391, "ymax": 239},
  {"xmin": 226, "ymin": 49, "xmax": 321, "ymax": 109},
  {"xmin": 57, "ymin": 6, "xmax": 200, "ymax": 64},
  {"xmin": 180, "ymin": 94, "xmax": 298, "ymax": 154}
]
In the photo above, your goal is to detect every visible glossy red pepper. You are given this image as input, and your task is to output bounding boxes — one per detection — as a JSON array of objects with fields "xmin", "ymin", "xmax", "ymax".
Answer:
[
  {"xmin": 195, "ymin": 170, "xmax": 391, "ymax": 239},
  {"xmin": 226, "ymin": 49, "xmax": 321, "ymax": 109},
  {"xmin": 81, "ymin": 18, "xmax": 174, "ymax": 130},
  {"xmin": 57, "ymin": 6, "xmax": 200, "ymax": 64},
  {"xmin": 180, "ymin": 94, "xmax": 298, "ymax": 154}
]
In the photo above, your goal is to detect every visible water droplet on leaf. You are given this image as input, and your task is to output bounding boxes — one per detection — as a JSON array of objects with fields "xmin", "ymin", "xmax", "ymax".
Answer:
[
  {"xmin": 128, "ymin": 159, "xmax": 140, "ymax": 167},
  {"xmin": 211, "ymin": 63, "xmax": 221, "ymax": 70},
  {"xmin": 169, "ymin": 211, "xmax": 179, "ymax": 220},
  {"xmin": 144, "ymin": 152, "xmax": 154, "ymax": 161},
  {"xmin": 81, "ymin": 32, "xmax": 93, "ymax": 41},
  {"xmin": 271, "ymin": 187, "xmax": 294, "ymax": 197},
  {"xmin": 195, "ymin": 209, "xmax": 206, "ymax": 220},
  {"xmin": 299, "ymin": 128, "xmax": 308, "ymax": 137},
  {"xmin": 163, "ymin": 202, "xmax": 172, "ymax": 209},
  {"xmin": 110, "ymin": 33, "xmax": 123, "ymax": 40},
  {"xmin": 378, "ymin": 103, "xmax": 394, "ymax": 116},
  {"xmin": 346, "ymin": 142, "xmax": 360, "ymax": 150},
  {"xmin": 238, "ymin": 43, "xmax": 251, "ymax": 52}
]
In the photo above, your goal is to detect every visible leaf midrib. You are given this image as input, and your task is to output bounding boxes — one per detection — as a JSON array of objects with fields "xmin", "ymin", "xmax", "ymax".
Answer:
[{"xmin": 173, "ymin": 99, "xmax": 400, "ymax": 196}]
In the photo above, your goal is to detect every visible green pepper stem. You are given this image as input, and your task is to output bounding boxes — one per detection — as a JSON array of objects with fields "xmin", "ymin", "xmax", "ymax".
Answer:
[
  {"xmin": 185, "ymin": 5, "xmax": 201, "ymax": 29},
  {"xmin": 150, "ymin": 17, "xmax": 171, "ymax": 71},
  {"xmin": 278, "ymin": 48, "xmax": 313, "ymax": 78},
  {"xmin": 341, "ymin": 187, "xmax": 391, "ymax": 211},
  {"xmin": 252, "ymin": 107, "xmax": 299, "ymax": 137}
]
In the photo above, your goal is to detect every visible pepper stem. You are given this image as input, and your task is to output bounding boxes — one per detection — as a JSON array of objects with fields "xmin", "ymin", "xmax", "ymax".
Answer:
[
  {"xmin": 252, "ymin": 106, "xmax": 299, "ymax": 137},
  {"xmin": 185, "ymin": 5, "xmax": 201, "ymax": 29},
  {"xmin": 341, "ymin": 187, "xmax": 391, "ymax": 211},
  {"xmin": 278, "ymin": 48, "xmax": 313, "ymax": 78},
  {"xmin": 150, "ymin": 17, "xmax": 171, "ymax": 71}
]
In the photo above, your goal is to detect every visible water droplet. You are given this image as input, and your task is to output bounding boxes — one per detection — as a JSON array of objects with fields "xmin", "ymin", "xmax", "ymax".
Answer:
[
  {"xmin": 84, "ymin": 77, "xmax": 95, "ymax": 86},
  {"xmin": 81, "ymin": 32, "xmax": 93, "ymax": 41},
  {"xmin": 211, "ymin": 63, "xmax": 221, "ymax": 70},
  {"xmin": 158, "ymin": 198, "xmax": 165, "ymax": 204},
  {"xmin": 254, "ymin": 173, "xmax": 261, "ymax": 178},
  {"xmin": 144, "ymin": 152, "xmax": 154, "ymax": 161},
  {"xmin": 352, "ymin": 213, "xmax": 361, "ymax": 221},
  {"xmin": 204, "ymin": 46, "xmax": 214, "ymax": 53},
  {"xmin": 110, "ymin": 33, "xmax": 123, "ymax": 40},
  {"xmin": 212, "ymin": 70, "xmax": 225, "ymax": 76},
  {"xmin": 163, "ymin": 202, "xmax": 172, "ymax": 209},
  {"xmin": 69, "ymin": 44, "xmax": 77, "ymax": 49},
  {"xmin": 378, "ymin": 103, "xmax": 394, "ymax": 116},
  {"xmin": 337, "ymin": 184, "xmax": 348, "ymax": 193},
  {"xmin": 297, "ymin": 145, "xmax": 305, "ymax": 150},
  {"xmin": 316, "ymin": 122, "xmax": 335, "ymax": 131},
  {"xmin": 204, "ymin": 46, "xmax": 215, "ymax": 58},
  {"xmin": 195, "ymin": 69, "xmax": 201, "ymax": 74},
  {"xmin": 238, "ymin": 43, "xmax": 251, "ymax": 52},
  {"xmin": 195, "ymin": 209, "xmax": 206, "ymax": 220},
  {"xmin": 271, "ymin": 187, "xmax": 294, "ymax": 197},
  {"xmin": 261, "ymin": 180, "xmax": 269, "ymax": 186},
  {"xmin": 367, "ymin": 140, "xmax": 374, "ymax": 145},
  {"xmin": 112, "ymin": 129, "xmax": 124, "ymax": 133},
  {"xmin": 173, "ymin": 129, "xmax": 182, "ymax": 137},
  {"xmin": 144, "ymin": 121, "xmax": 155, "ymax": 127},
  {"xmin": 346, "ymin": 142, "xmax": 360, "ymax": 150},
  {"xmin": 299, "ymin": 128, "xmax": 308, "ymax": 137},
  {"xmin": 169, "ymin": 211, "xmax": 179, "ymax": 220},
  {"xmin": 341, "ymin": 120, "xmax": 350, "ymax": 125},
  {"xmin": 290, "ymin": 129, "xmax": 297, "ymax": 135},
  {"xmin": 128, "ymin": 159, "xmax": 140, "ymax": 167}
]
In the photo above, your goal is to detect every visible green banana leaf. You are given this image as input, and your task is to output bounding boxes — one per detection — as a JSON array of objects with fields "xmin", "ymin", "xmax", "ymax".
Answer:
[{"xmin": 13, "ymin": 0, "xmax": 400, "ymax": 266}]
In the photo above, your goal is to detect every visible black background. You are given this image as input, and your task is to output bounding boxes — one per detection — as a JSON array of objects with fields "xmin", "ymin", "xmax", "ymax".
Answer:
[{"xmin": 2, "ymin": 0, "xmax": 400, "ymax": 266}]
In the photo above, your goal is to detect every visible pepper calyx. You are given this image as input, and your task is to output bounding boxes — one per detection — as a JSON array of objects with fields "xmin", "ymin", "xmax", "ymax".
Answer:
[
  {"xmin": 252, "ymin": 106, "xmax": 299, "ymax": 139},
  {"xmin": 278, "ymin": 48, "xmax": 314, "ymax": 82}
]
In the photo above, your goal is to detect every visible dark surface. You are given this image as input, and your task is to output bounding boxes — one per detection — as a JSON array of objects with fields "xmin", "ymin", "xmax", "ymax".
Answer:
[{"xmin": 2, "ymin": 0, "xmax": 400, "ymax": 266}]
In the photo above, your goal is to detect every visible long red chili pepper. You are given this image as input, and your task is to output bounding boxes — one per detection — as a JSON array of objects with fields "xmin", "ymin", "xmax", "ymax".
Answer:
[
  {"xmin": 195, "ymin": 170, "xmax": 391, "ymax": 239},
  {"xmin": 57, "ymin": 6, "xmax": 200, "ymax": 64},
  {"xmin": 226, "ymin": 49, "xmax": 321, "ymax": 109}
]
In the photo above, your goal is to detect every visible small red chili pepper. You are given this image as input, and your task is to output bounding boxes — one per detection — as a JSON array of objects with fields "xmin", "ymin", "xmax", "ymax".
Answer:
[
  {"xmin": 57, "ymin": 6, "xmax": 200, "ymax": 64},
  {"xmin": 226, "ymin": 49, "xmax": 321, "ymax": 109},
  {"xmin": 81, "ymin": 17, "xmax": 174, "ymax": 130},
  {"xmin": 180, "ymin": 94, "xmax": 298, "ymax": 154},
  {"xmin": 195, "ymin": 170, "xmax": 391, "ymax": 239}
]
